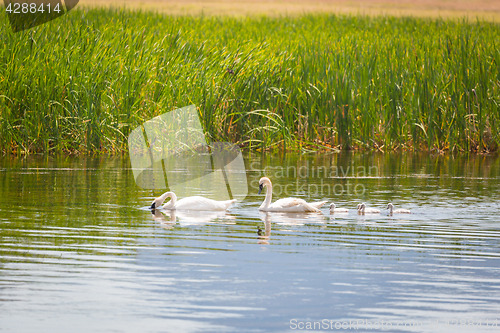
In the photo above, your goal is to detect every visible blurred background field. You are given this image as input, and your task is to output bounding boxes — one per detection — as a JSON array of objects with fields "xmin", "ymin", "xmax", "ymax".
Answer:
[
  {"xmin": 0, "ymin": 3, "xmax": 499, "ymax": 154},
  {"xmin": 81, "ymin": 0, "xmax": 500, "ymax": 21}
]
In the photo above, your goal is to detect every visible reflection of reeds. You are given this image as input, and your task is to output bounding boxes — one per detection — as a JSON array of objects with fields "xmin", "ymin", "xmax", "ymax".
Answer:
[{"xmin": 0, "ymin": 9, "xmax": 499, "ymax": 154}]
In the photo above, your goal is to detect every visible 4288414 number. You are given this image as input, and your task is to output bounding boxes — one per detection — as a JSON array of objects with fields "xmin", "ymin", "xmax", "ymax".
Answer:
[{"xmin": 5, "ymin": 3, "xmax": 62, "ymax": 14}]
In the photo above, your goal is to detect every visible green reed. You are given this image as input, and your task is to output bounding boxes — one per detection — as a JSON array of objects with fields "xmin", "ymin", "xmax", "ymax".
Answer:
[{"xmin": 0, "ymin": 9, "xmax": 499, "ymax": 154}]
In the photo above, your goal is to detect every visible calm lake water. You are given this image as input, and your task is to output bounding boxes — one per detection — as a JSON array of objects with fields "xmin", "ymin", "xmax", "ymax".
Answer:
[{"xmin": 1, "ymin": 153, "xmax": 500, "ymax": 332}]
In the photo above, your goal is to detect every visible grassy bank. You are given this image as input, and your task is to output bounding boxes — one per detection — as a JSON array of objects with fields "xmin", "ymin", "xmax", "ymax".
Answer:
[{"xmin": 0, "ymin": 8, "xmax": 499, "ymax": 154}]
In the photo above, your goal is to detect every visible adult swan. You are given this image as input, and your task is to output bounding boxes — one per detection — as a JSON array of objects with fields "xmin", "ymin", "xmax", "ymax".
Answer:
[
  {"xmin": 258, "ymin": 177, "xmax": 327, "ymax": 212},
  {"xmin": 150, "ymin": 192, "xmax": 236, "ymax": 211}
]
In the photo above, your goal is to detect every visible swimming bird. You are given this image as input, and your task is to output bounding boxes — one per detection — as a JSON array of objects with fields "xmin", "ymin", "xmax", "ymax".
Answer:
[
  {"xmin": 329, "ymin": 203, "xmax": 349, "ymax": 214},
  {"xmin": 150, "ymin": 191, "xmax": 236, "ymax": 211},
  {"xmin": 258, "ymin": 177, "xmax": 327, "ymax": 212},
  {"xmin": 357, "ymin": 203, "xmax": 380, "ymax": 214},
  {"xmin": 387, "ymin": 203, "xmax": 411, "ymax": 215}
]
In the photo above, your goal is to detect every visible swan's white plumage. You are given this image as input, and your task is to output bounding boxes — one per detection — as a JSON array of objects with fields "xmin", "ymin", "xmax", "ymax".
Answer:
[
  {"xmin": 358, "ymin": 203, "xmax": 380, "ymax": 214},
  {"xmin": 174, "ymin": 196, "xmax": 236, "ymax": 211},
  {"xmin": 151, "ymin": 191, "xmax": 236, "ymax": 211},
  {"xmin": 387, "ymin": 203, "xmax": 410, "ymax": 214},
  {"xmin": 258, "ymin": 177, "xmax": 327, "ymax": 212},
  {"xmin": 329, "ymin": 203, "xmax": 349, "ymax": 213}
]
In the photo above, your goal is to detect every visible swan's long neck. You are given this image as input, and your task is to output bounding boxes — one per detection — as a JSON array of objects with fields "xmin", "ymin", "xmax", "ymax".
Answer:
[
  {"xmin": 260, "ymin": 183, "xmax": 273, "ymax": 210},
  {"xmin": 388, "ymin": 205, "xmax": 393, "ymax": 214},
  {"xmin": 159, "ymin": 192, "xmax": 177, "ymax": 209}
]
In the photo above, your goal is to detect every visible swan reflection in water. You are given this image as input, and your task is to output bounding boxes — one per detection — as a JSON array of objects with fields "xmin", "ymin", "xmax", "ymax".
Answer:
[
  {"xmin": 151, "ymin": 209, "xmax": 176, "ymax": 229},
  {"xmin": 151, "ymin": 209, "xmax": 235, "ymax": 226},
  {"xmin": 257, "ymin": 211, "xmax": 327, "ymax": 244},
  {"xmin": 259, "ymin": 211, "xmax": 325, "ymax": 225},
  {"xmin": 258, "ymin": 213, "xmax": 273, "ymax": 245}
]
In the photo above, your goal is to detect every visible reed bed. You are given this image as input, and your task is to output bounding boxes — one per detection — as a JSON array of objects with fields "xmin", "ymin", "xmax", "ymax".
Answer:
[{"xmin": 0, "ymin": 8, "xmax": 499, "ymax": 154}]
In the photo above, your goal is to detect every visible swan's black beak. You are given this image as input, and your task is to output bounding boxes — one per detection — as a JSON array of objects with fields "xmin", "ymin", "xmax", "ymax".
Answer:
[
  {"xmin": 150, "ymin": 202, "xmax": 156, "ymax": 210},
  {"xmin": 258, "ymin": 183, "xmax": 263, "ymax": 195}
]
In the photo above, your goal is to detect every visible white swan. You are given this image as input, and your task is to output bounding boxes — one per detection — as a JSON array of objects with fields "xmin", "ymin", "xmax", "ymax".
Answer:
[
  {"xmin": 358, "ymin": 203, "xmax": 380, "ymax": 214},
  {"xmin": 387, "ymin": 203, "xmax": 411, "ymax": 215},
  {"xmin": 258, "ymin": 177, "xmax": 327, "ymax": 212},
  {"xmin": 150, "ymin": 191, "xmax": 236, "ymax": 211},
  {"xmin": 329, "ymin": 203, "xmax": 349, "ymax": 214}
]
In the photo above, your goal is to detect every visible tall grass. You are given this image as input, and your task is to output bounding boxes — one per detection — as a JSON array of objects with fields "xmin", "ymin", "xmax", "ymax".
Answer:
[{"xmin": 0, "ymin": 8, "xmax": 499, "ymax": 154}]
